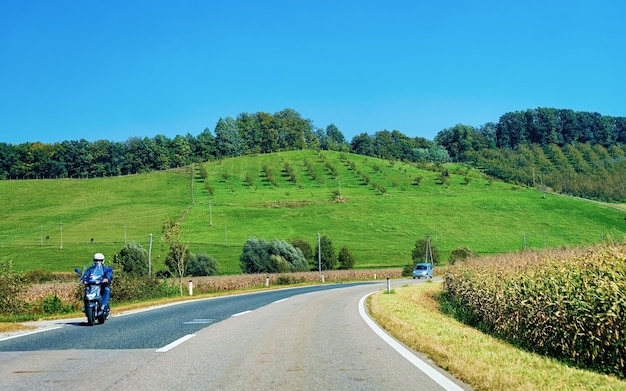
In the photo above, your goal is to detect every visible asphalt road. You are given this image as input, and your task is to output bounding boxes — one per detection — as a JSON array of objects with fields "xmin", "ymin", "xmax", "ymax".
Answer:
[{"xmin": 0, "ymin": 279, "xmax": 470, "ymax": 391}]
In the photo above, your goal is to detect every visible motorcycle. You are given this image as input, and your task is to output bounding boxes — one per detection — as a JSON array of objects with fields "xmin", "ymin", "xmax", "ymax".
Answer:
[{"xmin": 74, "ymin": 266, "xmax": 111, "ymax": 326}]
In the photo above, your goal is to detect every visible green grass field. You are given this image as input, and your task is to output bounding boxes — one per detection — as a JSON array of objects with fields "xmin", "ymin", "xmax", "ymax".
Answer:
[{"xmin": 1, "ymin": 150, "xmax": 624, "ymax": 274}]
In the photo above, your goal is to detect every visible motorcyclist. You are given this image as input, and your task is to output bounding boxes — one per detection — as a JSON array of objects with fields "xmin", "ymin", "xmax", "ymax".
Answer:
[{"xmin": 80, "ymin": 252, "xmax": 112, "ymax": 313}]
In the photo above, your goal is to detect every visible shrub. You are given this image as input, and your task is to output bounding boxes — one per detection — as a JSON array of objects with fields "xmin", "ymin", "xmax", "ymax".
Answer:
[
  {"xmin": 23, "ymin": 269, "xmax": 55, "ymax": 283},
  {"xmin": 411, "ymin": 237, "xmax": 440, "ymax": 265},
  {"xmin": 113, "ymin": 242, "xmax": 148, "ymax": 277},
  {"xmin": 402, "ymin": 264, "xmax": 414, "ymax": 277},
  {"xmin": 240, "ymin": 238, "xmax": 308, "ymax": 273},
  {"xmin": 186, "ymin": 253, "xmax": 219, "ymax": 276},
  {"xmin": 448, "ymin": 246, "xmax": 477, "ymax": 264},
  {"xmin": 111, "ymin": 275, "xmax": 178, "ymax": 302},
  {"xmin": 338, "ymin": 246, "xmax": 355, "ymax": 269},
  {"xmin": 276, "ymin": 274, "xmax": 306, "ymax": 285},
  {"xmin": 0, "ymin": 260, "xmax": 29, "ymax": 316}
]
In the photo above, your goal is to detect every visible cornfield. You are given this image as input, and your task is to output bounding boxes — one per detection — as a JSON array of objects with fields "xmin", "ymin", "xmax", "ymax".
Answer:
[
  {"xmin": 21, "ymin": 268, "xmax": 402, "ymax": 303},
  {"xmin": 443, "ymin": 243, "xmax": 626, "ymax": 377}
]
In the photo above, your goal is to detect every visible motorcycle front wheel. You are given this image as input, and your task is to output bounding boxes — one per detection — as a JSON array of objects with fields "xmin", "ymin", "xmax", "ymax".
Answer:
[{"xmin": 86, "ymin": 306, "xmax": 96, "ymax": 326}]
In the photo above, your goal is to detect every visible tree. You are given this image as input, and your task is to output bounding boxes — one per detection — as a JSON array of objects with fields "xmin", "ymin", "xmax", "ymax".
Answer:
[
  {"xmin": 411, "ymin": 236, "xmax": 440, "ymax": 265},
  {"xmin": 350, "ymin": 133, "xmax": 375, "ymax": 156},
  {"xmin": 186, "ymin": 253, "xmax": 219, "ymax": 276},
  {"xmin": 162, "ymin": 219, "xmax": 188, "ymax": 295},
  {"xmin": 214, "ymin": 117, "xmax": 242, "ymax": 158},
  {"xmin": 338, "ymin": 246, "xmax": 355, "ymax": 269},
  {"xmin": 315, "ymin": 235, "xmax": 336, "ymax": 271},
  {"xmin": 435, "ymin": 124, "xmax": 476, "ymax": 161},
  {"xmin": 113, "ymin": 242, "xmax": 148, "ymax": 276},
  {"xmin": 291, "ymin": 239, "xmax": 313, "ymax": 262},
  {"xmin": 240, "ymin": 238, "xmax": 308, "ymax": 273}
]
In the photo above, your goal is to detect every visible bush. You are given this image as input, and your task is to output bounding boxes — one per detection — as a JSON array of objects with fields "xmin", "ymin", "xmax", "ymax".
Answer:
[
  {"xmin": 402, "ymin": 264, "xmax": 414, "ymax": 277},
  {"xmin": 186, "ymin": 253, "xmax": 219, "ymax": 276},
  {"xmin": 111, "ymin": 275, "xmax": 178, "ymax": 302},
  {"xmin": 240, "ymin": 238, "xmax": 308, "ymax": 273},
  {"xmin": 338, "ymin": 246, "xmax": 355, "ymax": 269},
  {"xmin": 411, "ymin": 237, "xmax": 440, "ymax": 265},
  {"xmin": 113, "ymin": 242, "xmax": 148, "ymax": 277},
  {"xmin": 23, "ymin": 269, "xmax": 54, "ymax": 283},
  {"xmin": 0, "ymin": 260, "xmax": 29, "ymax": 316},
  {"xmin": 448, "ymin": 247, "xmax": 477, "ymax": 264},
  {"xmin": 276, "ymin": 274, "xmax": 306, "ymax": 285}
]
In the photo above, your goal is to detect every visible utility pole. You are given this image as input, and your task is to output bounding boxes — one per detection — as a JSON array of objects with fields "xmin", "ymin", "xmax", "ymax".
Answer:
[
  {"xmin": 318, "ymin": 233, "xmax": 321, "ymax": 273},
  {"xmin": 425, "ymin": 235, "xmax": 433, "ymax": 264},
  {"xmin": 148, "ymin": 233, "xmax": 153, "ymax": 277}
]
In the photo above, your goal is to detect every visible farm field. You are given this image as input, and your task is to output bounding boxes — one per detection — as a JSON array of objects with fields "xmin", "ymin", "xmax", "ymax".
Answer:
[{"xmin": 1, "ymin": 150, "xmax": 624, "ymax": 274}]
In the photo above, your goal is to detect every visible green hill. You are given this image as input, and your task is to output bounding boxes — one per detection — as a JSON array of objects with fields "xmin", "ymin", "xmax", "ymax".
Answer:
[{"xmin": 1, "ymin": 150, "xmax": 624, "ymax": 274}]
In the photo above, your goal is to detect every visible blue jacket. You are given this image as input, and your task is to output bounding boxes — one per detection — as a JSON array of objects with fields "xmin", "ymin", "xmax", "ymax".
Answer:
[{"xmin": 80, "ymin": 264, "xmax": 113, "ymax": 285}]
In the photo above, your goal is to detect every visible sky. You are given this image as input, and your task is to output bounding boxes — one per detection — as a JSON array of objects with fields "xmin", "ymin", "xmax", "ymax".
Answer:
[{"xmin": 1, "ymin": 0, "xmax": 624, "ymax": 145}]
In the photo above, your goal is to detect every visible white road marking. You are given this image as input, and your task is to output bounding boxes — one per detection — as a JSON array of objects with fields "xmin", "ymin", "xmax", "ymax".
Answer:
[
  {"xmin": 231, "ymin": 310, "xmax": 252, "ymax": 317},
  {"xmin": 156, "ymin": 334, "xmax": 196, "ymax": 352},
  {"xmin": 273, "ymin": 298, "xmax": 288, "ymax": 304},
  {"xmin": 359, "ymin": 292, "xmax": 465, "ymax": 391},
  {"xmin": 183, "ymin": 319, "xmax": 215, "ymax": 324},
  {"xmin": 0, "ymin": 326, "xmax": 63, "ymax": 342}
]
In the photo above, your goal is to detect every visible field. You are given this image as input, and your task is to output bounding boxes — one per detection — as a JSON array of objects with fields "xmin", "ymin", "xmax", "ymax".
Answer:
[{"xmin": 1, "ymin": 150, "xmax": 625, "ymax": 274}]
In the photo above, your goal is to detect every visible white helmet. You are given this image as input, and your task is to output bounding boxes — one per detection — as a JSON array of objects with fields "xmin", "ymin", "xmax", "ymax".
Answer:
[{"xmin": 93, "ymin": 253, "xmax": 105, "ymax": 262}]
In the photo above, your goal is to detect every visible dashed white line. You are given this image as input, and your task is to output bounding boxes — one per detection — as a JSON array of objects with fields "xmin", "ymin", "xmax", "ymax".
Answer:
[
  {"xmin": 231, "ymin": 310, "xmax": 252, "ymax": 317},
  {"xmin": 156, "ymin": 334, "xmax": 196, "ymax": 352}
]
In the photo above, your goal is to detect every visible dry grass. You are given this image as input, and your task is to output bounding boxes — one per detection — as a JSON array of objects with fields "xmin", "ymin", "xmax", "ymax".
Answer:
[{"xmin": 369, "ymin": 281, "xmax": 626, "ymax": 391}]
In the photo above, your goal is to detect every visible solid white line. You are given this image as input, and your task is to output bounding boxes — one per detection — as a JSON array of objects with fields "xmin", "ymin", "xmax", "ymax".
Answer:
[
  {"xmin": 155, "ymin": 334, "xmax": 196, "ymax": 352},
  {"xmin": 0, "ymin": 326, "xmax": 63, "ymax": 342},
  {"xmin": 231, "ymin": 310, "xmax": 252, "ymax": 317},
  {"xmin": 359, "ymin": 292, "xmax": 465, "ymax": 391}
]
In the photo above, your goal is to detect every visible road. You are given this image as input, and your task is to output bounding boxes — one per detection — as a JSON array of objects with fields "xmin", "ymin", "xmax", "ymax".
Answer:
[{"xmin": 0, "ymin": 279, "xmax": 469, "ymax": 391}]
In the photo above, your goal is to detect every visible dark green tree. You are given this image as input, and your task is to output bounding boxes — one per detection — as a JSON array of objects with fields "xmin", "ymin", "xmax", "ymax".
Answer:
[
  {"xmin": 186, "ymin": 253, "xmax": 219, "ymax": 276},
  {"xmin": 411, "ymin": 237, "xmax": 440, "ymax": 265},
  {"xmin": 338, "ymin": 246, "xmax": 355, "ymax": 269},
  {"xmin": 113, "ymin": 241, "xmax": 148, "ymax": 277},
  {"xmin": 315, "ymin": 235, "xmax": 336, "ymax": 271}
]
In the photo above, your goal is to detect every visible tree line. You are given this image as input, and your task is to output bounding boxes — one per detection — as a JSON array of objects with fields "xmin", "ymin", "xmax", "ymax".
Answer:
[
  {"xmin": 434, "ymin": 108, "xmax": 626, "ymax": 202},
  {"xmin": 0, "ymin": 108, "xmax": 448, "ymax": 180},
  {"xmin": 1, "ymin": 106, "xmax": 624, "ymax": 201}
]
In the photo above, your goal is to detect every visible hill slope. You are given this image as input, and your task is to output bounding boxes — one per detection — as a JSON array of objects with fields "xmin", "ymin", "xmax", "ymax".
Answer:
[{"xmin": 1, "ymin": 151, "xmax": 624, "ymax": 274}]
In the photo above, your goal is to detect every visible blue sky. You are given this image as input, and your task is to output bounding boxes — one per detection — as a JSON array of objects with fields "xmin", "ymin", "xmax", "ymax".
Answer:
[{"xmin": 1, "ymin": 1, "xmax": 624, "ymax": 145}]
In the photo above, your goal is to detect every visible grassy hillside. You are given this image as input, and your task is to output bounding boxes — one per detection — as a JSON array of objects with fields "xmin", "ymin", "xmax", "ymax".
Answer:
[
  {"xmin": 1, "ymin": 150, "xmax": 624, "ymax": 274},
  {"xmin": 0, "ymin": 169, "xmax": 191, "ymax": 272}
]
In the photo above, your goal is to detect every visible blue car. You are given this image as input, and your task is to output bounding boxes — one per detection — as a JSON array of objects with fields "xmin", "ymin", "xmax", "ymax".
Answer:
[{"xmin": 412, "ymin": 263, "xmax": 433, "ymax": 279}]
